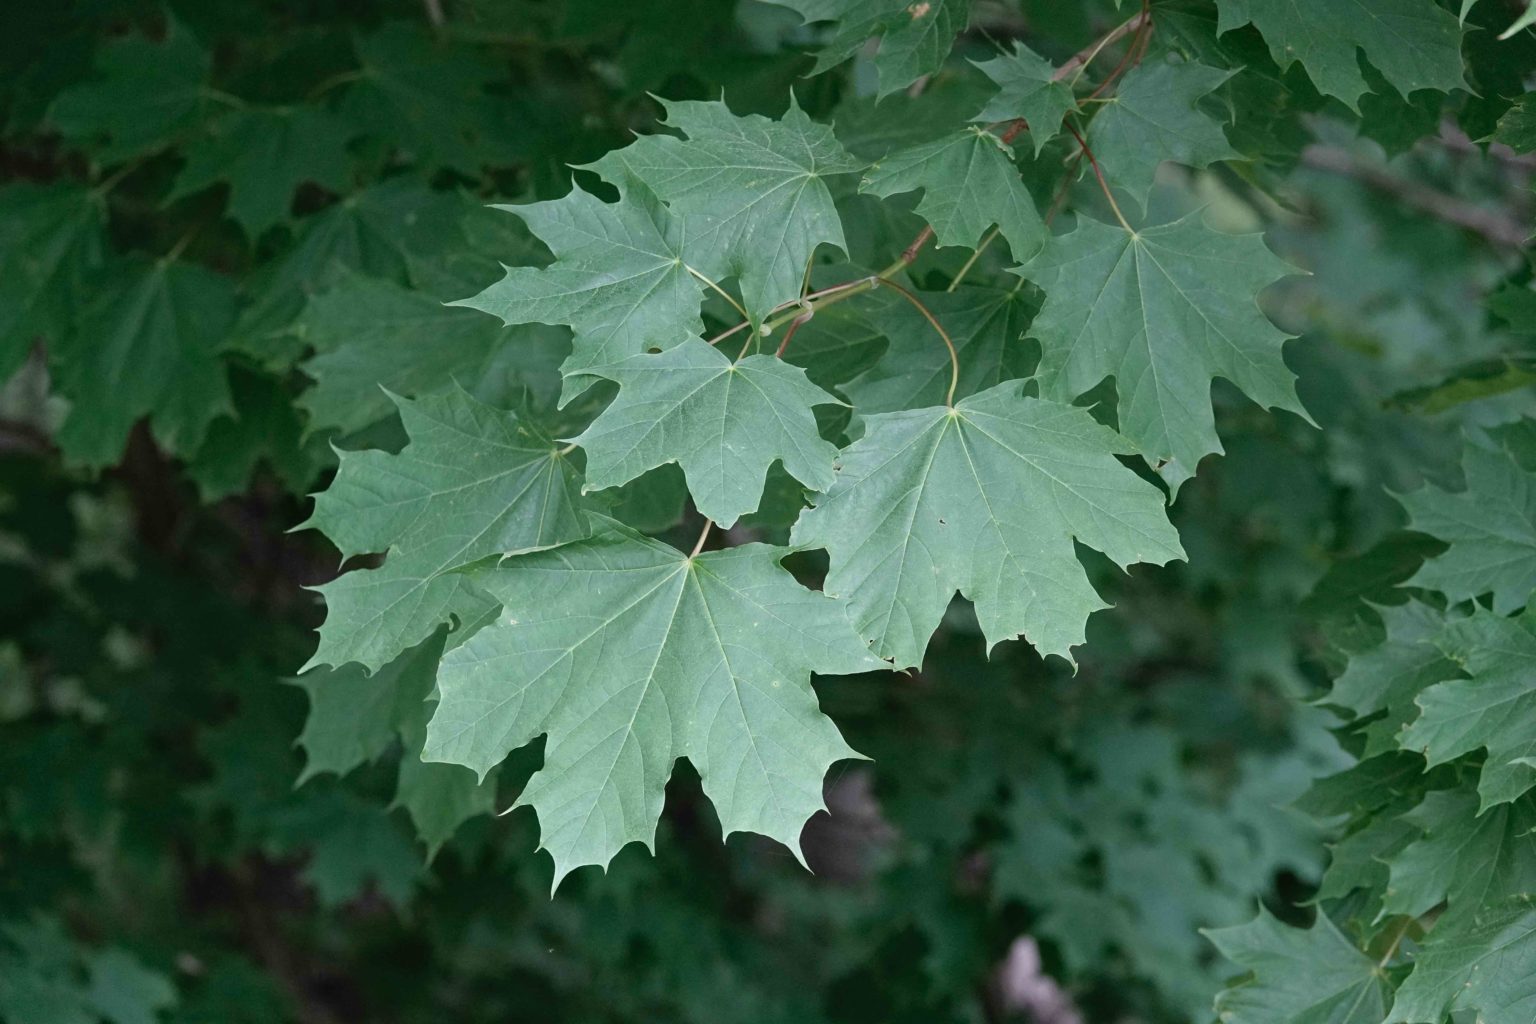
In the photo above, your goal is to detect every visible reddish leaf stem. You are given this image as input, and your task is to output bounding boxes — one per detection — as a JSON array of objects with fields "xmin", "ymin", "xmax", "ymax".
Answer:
[
  {"xmin": 878, "ymin": 280, "xmax": 960, "ymax": 407},
  {"xmin": 1064, "ymin": 121, "xmax": 1133, "ymax": 233}
]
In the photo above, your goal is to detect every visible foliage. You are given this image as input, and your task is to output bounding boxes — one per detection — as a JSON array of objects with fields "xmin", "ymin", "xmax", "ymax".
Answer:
[{"xmin": 3, "ymin": 0, "xmax": 1535, "ymax": 1022}]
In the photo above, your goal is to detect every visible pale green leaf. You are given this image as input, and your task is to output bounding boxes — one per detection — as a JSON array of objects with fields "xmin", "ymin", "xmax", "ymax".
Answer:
[
  {"xmin": 790, "ymin": 382, "xmax": 1184, "ymax": 667},
  {"xmin": 572, "ymin": 338, "xmax": 840, "ymax": 527},
  {"xmin": 1084, "ymin": 59, "xmax": 1237, "ymax": 211},
  {"xmin": 1012, "ymin": 212, "xmax": 1305, "ymax": 489},
  {"xmin": 303, "ymin": 387, "xmax": 588, "ymax": 673},
  {"xmin": 587, "ymin": 98, "xmax": 863, "ymax": 322},
  {"xmin": 1387, "ymin": 900, "xmax": 1536, "ymax": 1024},
  {"xmin": 424, "ymin": 518, "xmax": 885, "ymax": 886},
  {"xmin": 859, "ymin": 127, "xmax": 1045, "ymax": 261},
  {"xmin": 972, "ymin": 43, "xmax": 1074, "ymax": 155},
  {"xmin": 1325, "ymin": 600, "xmax": 1457, "ymax": 758},
  {"xmin": 455, "ymin": 186, "xmax": 703, "ymax": 384}
]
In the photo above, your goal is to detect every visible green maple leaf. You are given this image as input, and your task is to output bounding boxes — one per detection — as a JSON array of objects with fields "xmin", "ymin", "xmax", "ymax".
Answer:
[
  {"xmin": 1382, "ymin": 789, "xmax": 1536, "ymax": 925},
  {"xmin": 1387, "ymin": 899, "xmax": 1536, "ymax": 1024},
  {"xmin": 0, "ymin": 184, "xmax": 103, "ymax": 379},
  {"xmin": 1012, "ymin": 212, "xmax": 1306, "ymax": 489},
  {"xmin": 229, "ymin": 180, "xmax": 477, "ymax": 367},
  {"xmin": 170, "ymin": 106, "xmax": 354, "ymax": 238},
  {"xmin": 303, "ymin": 387, "xmax": 588, "ymax": 673},
  {"xmin": 48, "ymin": 16, "xmax": 210, "ymax": 160},
  {"xmin": 423, "ymin": 518, "xmax": 885, "ymax": 886},
  {"xmin": 972, "ymin": 42, "xmax": 1074, "ymax": 155},
  {"xmin": 1325, "ymin": 601, "xmax": 1457, "ymax": 758},
  {"xmin": 859, "ymin": 127, "xmax": 1045, "ymax": 261},
  {"xmin": 1397, "ymin": 428, "xmax": 1536, "ymax": 614},
  {"xmin": 1205, "ymin": 909, "xmax": 1390, "ymax": 1024},
  {"xmin": 340, "ymin": 21, "xmax": 517, "ymax": 173},
  {"xmin": 456, "ymin": 186, "xmax": 704, "ymax": 384},
  {"xmin": 572, "ymin": 338, "xmax": 840, "ymax": 527},
  {"xmin": 1495, "ymin": 95, "xmax": 1536, "ymax": 153},
  {"xmin": 189, "ymin": 369, "xmax": 326, "ymax": 502},
  {"xmin": 790, "ymin": 383, "xmax": 1184, "ymax": 667},
  {"xmin": 52, "ymin": 258, "xmax": 234, "ymax": 469},
  {"xmin": 587, "ymin": 98, "xmax": 863, "ymax": 321},
  {"xmin": 297, "ymin": 271, "xmax": 513, "ymax": 436},
  {"xmin": 1401, "ymin": 608, "xmax": 1536, "ymax": 808},
  {"xmin": 845, "ymin": 285, "xmax": 1033, "ymax": 414},
  {"xmin": 764, "ymin": 0, "xmax": 971, "ymax": 96},
  {"xmin": 1216, "ymin": 0, "xmax": 1466, "ymax": 110},
  {"xmin": 294, "ymin": 632, "xmax": 497, "ymax": 854},
  {"xmin": 1083, "ymin": 59, "xmax": 1237, "ymax": 211}
]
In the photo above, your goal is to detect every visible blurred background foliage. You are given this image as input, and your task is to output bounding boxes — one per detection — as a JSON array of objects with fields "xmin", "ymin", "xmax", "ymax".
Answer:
[{"xmin": 1, "ymin": 0, "xmax": 1533, "ymax": 1021}]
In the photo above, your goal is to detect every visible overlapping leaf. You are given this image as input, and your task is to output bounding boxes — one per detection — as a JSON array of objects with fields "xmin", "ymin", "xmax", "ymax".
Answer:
[
  {"xmin": 1397, "ymin": 427, "xmax": 1536, "ymax": 613},
  {"xmin": 572, "ymin": 338, "xmax": 840, "ymax": 526},
  {"xmin": 765, "ymin": 0, "xmax": 971, "ymax": 96},
  {"xmin": 587, "ymin": 98, "xmax": 863, "ymax": 321},
  {"xmin": 423, "ymin": 519, "xmax": 885, "ymax": 886},
  {"xmin": 972, "ymin": 43, "xmax": 1073, "ymax": 155},
  {"xmin": 303, "ymin": 387, "xmax": 588, "ymax": 673},
  {"xmin": 1216, "ymin": 0, "xmax": 1466, "ymax": 109},
  {"xmin": 456, "ymin": 185, "xmax": 703, "ymax": 383},
  {"xmin": 1401, "ymin": 608, "xmax": 1536, "ymax": 808},
  {"xmin": 1325, "ymin": 600, "xmax": 1457, "ymax": 758},
  {"xmin": 1013, "ymin": 212, "xmax": 1306, "ymax": 488},
  {"xmin": 1205, "ymin": 910, "xmax": 1390, "ymax": 1024},
  {"xmin": 1083, "ymin": 59, "xmax": 1236, "ymax": 210},
  {"xmin": 0, "ymin": 184, "xmax": 103, "ymax": 379},
  {"xmin": 52, "ymin": 258, "xmax": 234, "ymax": 469},
  {"xmin": 859, "ymin": 127, "xmax": 1045, "ymax": 261},
  {"xmin": 791, "ymin": 383, "xmax": 1184, "ymax": 667}
]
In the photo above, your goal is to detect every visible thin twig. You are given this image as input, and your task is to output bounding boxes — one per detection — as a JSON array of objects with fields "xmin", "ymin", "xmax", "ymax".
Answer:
[
  {"xmin": 776, "ymin": 301, "xmax": 815, "ymax": 357},
  {"xmin": 1058, "ymin": 9, "xmax": 1151, "ymax": 85},
  {"xmin": 1086, "ymin": 1, "xmax": 1152, "ymax": 100},
  {"xmin": 1065, "ymin": 121, "xmax": 1133, "ymax": 233},
  {"xmin": 879, "ymin": 280, "xmax": 960, "ymax": 407}
]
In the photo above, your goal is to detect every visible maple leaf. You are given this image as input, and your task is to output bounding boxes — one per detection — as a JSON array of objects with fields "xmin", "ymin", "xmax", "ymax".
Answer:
[
  {"xmin": 1216, "ymin": 0, "xmax": 1466, "ymax": 110},
  {"xmin": 303, "ymin": 387, "xmax": 588, "ymax": 673},
  {"xmin": 1325, "ymin": 600, "xmax": 1457, "ymax": 758},
  {"xmin": 423, "ymin": 518, "xmax": 885, "ymax": 887},
  {"xmin": 1387, "ymin": 900, "xmax": 1536, "ymax": 1024},
  {"xmin": 229, "ymin": 180, "xmax": 481, "ymax": 367},
  {"xmin": 844, "ymin": 285, "xmax": 1033, "ymax": 414},
  {"xmin": 456, "ymin": 185, "xmax": 704, "ymax": 385},
  {"xmin": 339, "ymin": 21, "xmax": 518, "ymax": 174},
  {"xmin": 972, "ymin": 42, "xmax": 1074, "ymax": 155},
  {"xmin": 297, "ymin": 271, "xmax": 516, "ymax": 436},
  {"xmin": 52, "ymin": 258, "xmax": 234, "ymax": 469},
  {"xmin": 1205, "ymin": 909, "xmax": 1390, "ymax": 1024},
  {"xmin": 1396, "ymin": 428, "xmax": 1536, "ymax": 614},
  {"xmin": 791, "ymin": 383, "xmax": 1184, "ymax": 668},
  {"xmin": 294, "ymin": 632, "xmax": 497, "ymax": 854},
  {"xmin": 1401, "ymin": 608, "xmax": 1536, "ymax": 809},
  {"xmin": 1495, "ymin": 95, "xmax": 1536, "ymax": 153},
  {"xmin": 1382, "ymin": 789, "xmax": 1536, "ymax": 925},
  {"xmin": 571, "ymin": 338, "xmax": 840, "ymax": 527},
  {"xmin": 1012, "ymin": 212, "xmax": 1307, "ymax": 489},
  {"xmin": 0, "ymin": 184, "xmax": 103, "ymax": 380},
  {"xmin": 1083, "ymin": 59, "xmax": 1237, "ymax": 211},
  {"xmin": 764, "ymin": 0, "xmax": 971, "ymax": 96},
  {"xmin": 586, "ymin": 98, "xmax": 863, "ymax": 321},
  {"xmin": 170, "ymin": 106, "xmax": 354, "ymax": 238},
  {"xmin": 47, "ymin": 16, "xmax": 210, "ymax": 161},
  {"xmin": 859, "ymin": 127, "xmax": 1045, "ymax": 261}
]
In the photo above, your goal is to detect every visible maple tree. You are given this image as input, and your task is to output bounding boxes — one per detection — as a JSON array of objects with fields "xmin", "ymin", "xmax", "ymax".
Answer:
[{"xmin": 3, "ymin": 1, "xmax": 1536, "ymax": 1022}]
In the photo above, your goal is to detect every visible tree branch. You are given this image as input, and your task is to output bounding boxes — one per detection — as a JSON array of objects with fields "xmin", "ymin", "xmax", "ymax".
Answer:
[{"xmin": 1301, "ymin": 145, "xmax": 1531, "ymax": 250}]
